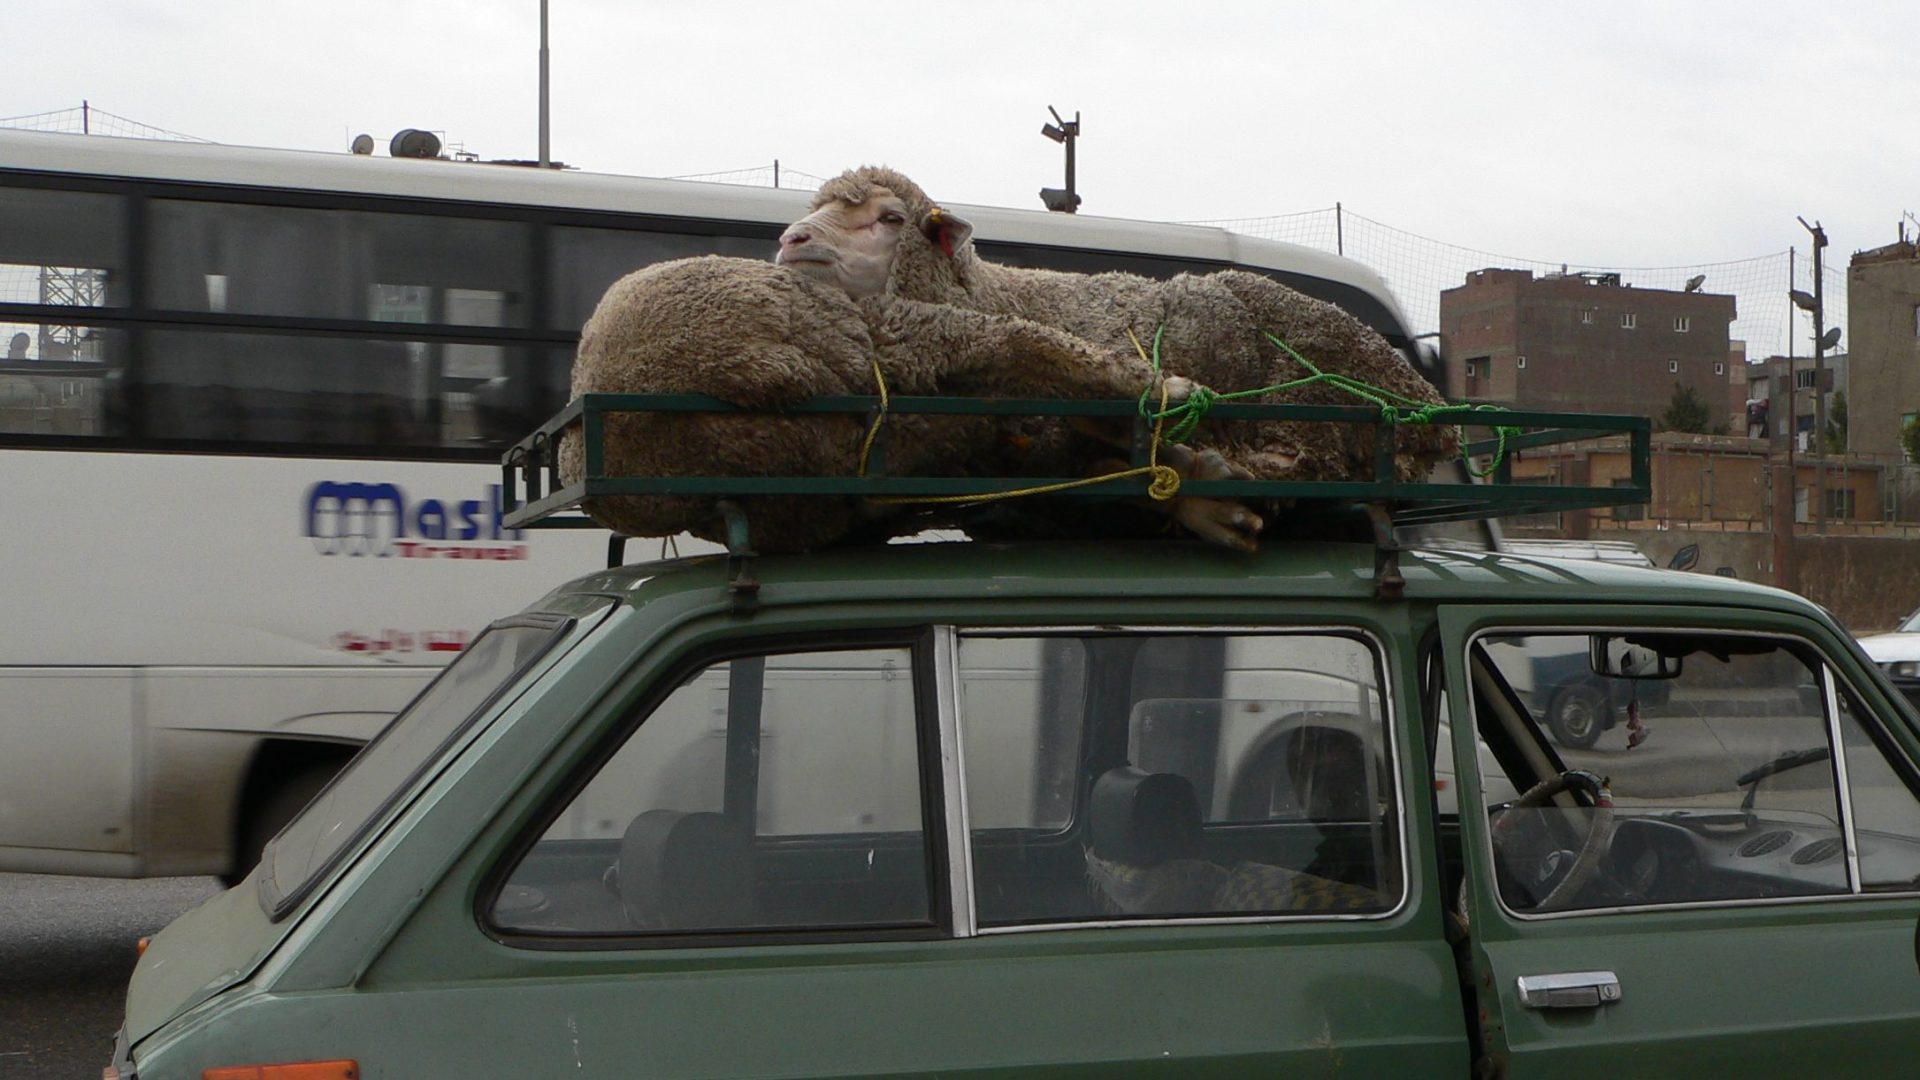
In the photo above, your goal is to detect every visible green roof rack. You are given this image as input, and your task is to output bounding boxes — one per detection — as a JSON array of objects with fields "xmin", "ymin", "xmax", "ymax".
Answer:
[{"xmin": 501, "ymin": 392, "xmax": 1652, "ymax": 599}]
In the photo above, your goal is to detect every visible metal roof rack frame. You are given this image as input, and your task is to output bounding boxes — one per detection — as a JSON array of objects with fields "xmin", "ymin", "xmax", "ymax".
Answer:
[{"xmin": 501, "ymin": 392, "xmax": 1652, "ymax": 602}]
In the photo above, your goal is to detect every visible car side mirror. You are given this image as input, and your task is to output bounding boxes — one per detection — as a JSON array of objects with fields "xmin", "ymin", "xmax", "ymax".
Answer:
[{"xmin": 1590, "ymin": 635, "xmax": 1682, "ymax": 679}]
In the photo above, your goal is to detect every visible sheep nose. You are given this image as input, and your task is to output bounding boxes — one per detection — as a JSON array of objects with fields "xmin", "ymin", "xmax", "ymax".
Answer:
[{"xmin": 779, "ymin": 225, "xmax": 811, "ymax": 249}]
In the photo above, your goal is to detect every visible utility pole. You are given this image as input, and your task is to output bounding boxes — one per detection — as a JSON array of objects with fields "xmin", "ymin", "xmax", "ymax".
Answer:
[{"xmin": 538, "ymin": 0, "xmax": 551, "ymax": 168}]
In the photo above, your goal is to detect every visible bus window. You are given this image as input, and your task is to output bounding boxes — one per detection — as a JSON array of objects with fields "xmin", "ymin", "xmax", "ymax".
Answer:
[
  {"xmin": 0, "ymin": 320, "xmax": 119, "ymax": 437},
  {"xmin": 146, "ymin": 200, "xmax": 532, "ymax": 327},
  {"xmin": 549, "ymin": 225, "xmax": 774, "ymax": 331},
  {"xmin": 142, "ymin": 329, "xmax": 559, "ymax": 450},
  {"xmin": 0, "ymin": 187, "xmax": 124, "ymax": 311}
]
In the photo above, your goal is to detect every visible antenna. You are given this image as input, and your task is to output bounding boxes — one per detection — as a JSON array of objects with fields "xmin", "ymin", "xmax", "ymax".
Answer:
[{"xmin": 1683, "ymin": 274, "xmax": 1706, "ymax": 293}]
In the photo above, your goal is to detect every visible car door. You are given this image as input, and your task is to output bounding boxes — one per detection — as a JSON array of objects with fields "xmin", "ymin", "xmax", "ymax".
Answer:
[{"xmin": 1440, "ymin": 604, "xmax": 1920, "ymax": 1080}]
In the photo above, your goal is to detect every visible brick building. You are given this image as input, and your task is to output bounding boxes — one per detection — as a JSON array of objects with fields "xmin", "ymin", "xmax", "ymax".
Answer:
[
  {"xmin": 1439, "ymin": 268, "xmax": 1737, "ymax": 423},
  {"xmin": 1846, "ymin": 239, "xmax": 1920, "ymax": 459}
]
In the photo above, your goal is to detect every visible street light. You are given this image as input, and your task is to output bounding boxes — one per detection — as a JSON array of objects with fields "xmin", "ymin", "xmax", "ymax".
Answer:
[
  {"xmin": 1798, "ymin": 215, "xmax": 1830, "ymax": 529},
  {"xmin": 1038, "ymin": 106, "xmax": 1081, "ymax": 213}
]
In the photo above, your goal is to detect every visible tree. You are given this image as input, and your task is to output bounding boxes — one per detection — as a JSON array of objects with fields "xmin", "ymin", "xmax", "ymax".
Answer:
[
  {"xmin": 1903, "ymin": 413, "xmax": 1920, "ymax": 464},
  {"xmin": 1661, "ymin": 381, "xmax": 1712, "ymax": 434},
  {"xmin": 1825, "ymin": 390, "xmax": 1849, "ymax": 454}
]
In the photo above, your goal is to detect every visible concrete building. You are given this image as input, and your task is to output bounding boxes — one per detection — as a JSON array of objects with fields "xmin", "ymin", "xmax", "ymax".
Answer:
[
  {"xmin": 1439, "ymin": 268, "xmax": 1737, "ymax": 424},
  {"xmin": 1741, "ymin": 353, "xmax": 1849, "ymax": 450},
  {"xmin": 1846, "ymin": 239, "xmax": 1920, "ymax": 459}
]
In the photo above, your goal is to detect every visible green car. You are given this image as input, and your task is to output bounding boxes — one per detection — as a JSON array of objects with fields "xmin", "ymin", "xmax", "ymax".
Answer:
[{"xmin": 113, "ymin": 537, "xmax": 1920, "ymax": 1079}]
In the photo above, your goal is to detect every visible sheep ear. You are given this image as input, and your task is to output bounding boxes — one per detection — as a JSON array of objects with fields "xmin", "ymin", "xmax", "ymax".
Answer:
[{"xmin": 923, "ymin": 207, "xmax": 973, "ymax": 259}]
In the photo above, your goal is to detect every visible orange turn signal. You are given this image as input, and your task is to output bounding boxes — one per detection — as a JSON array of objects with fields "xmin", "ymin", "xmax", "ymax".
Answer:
[
  {"xmin": 202, "ymin": 1062, "xmax": 358, "ymax": 1080},
  {"xmin": 136, "ymin": 937, "xmax": 150, "ymax": 957}
]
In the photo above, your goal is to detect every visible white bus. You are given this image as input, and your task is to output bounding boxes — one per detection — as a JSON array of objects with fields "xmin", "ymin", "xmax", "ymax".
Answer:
[{"xmin": 0, "ymin": 128, "xmax": 1461, "ymax": 881}]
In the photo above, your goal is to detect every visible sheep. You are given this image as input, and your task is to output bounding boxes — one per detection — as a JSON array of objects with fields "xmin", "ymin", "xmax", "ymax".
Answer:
[
  {"xmin": 559, "ymin": 255, "xmax": 1263, "ymax": 553},
  {"xmin": 776, "ymin": 166, "xmax": 1459, "ymax": 485}
]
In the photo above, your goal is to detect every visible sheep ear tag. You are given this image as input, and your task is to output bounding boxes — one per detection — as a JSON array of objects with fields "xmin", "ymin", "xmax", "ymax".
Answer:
[{"xmin": 924, "ymin": 207, "xmax": 973, "ymax": 259}]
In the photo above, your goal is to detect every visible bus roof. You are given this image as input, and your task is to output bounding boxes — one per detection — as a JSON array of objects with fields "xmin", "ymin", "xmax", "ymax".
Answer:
[{"xmin": 0, "ymin": 129, "xmax": 1411, "ymax": 331}]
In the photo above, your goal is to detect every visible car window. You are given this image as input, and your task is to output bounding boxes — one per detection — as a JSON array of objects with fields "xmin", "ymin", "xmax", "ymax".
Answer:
[
  {"xmin": 492, "ymin": 645, "xmax": 932, "ymax": 938},
  {"xmin": 1835, "ymin": 689, "xmax": 1920, "ymax": 891},
  {"xmin": 1473, "ymin": 630, "xmax": 1920, "ymax": 915},
  {"xmin": 961, "ymin": 631, "xmax": 1400, "ymax": 927},
  {"xmin": 264, "ymin": 617, "xmax": 574, "ymax": 916}
]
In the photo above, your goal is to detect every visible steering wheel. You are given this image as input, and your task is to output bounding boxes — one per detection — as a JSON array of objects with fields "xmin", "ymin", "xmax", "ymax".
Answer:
[{"xmin": 1490, "ymin": 770, "xmax": 1615, "ymax": 912}]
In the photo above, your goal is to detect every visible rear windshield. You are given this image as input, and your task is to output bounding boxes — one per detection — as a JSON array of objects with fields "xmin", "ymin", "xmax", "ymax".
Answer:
[{"xmin": 261, "ymin": 615, "xmax": 575, "ymax": 918}]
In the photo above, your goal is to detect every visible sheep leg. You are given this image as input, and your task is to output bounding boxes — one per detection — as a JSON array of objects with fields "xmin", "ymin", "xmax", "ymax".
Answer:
[{"xmin": 1087, "ymin": 443, "xmax": 1263, "ymax": 553}]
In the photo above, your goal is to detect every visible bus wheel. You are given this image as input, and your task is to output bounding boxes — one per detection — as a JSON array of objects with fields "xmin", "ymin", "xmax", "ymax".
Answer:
[{"xmin": 225, "ymin": 759, "xmax": 345, "ymax": 887}]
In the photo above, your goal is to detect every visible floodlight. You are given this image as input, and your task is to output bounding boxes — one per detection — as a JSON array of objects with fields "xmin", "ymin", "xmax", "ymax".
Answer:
[
  {"xmin": 1041, "ymin": 124, "xmax": 1067, "ymax": 143},
  {"xmin": 1039, "ymin": 187, "xmax": 1082, "ymax": 213},
  {"xmin": 350, "ymin": 133, "xmax": 375, "ymax": 155},
  {"xmin": 1789, "ymin": 289, "xmax": 1817, "ymax": 312}
]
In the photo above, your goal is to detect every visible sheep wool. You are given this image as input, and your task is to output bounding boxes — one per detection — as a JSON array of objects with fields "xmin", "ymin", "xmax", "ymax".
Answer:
[
  {"xmin": 561, "ymin": 256, "xmax": 1211, "ymax": 552},
  {"xmin": 806, "ymin": 167, "xmax": 1460, "ymax": 483}
]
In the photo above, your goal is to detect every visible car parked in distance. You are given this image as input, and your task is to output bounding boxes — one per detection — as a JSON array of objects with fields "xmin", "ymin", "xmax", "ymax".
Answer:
[
  {"xmin": 109, "ymin": 536, "xmax": 1920, "ymax": 1080},
  {"xmin": 1855, "ymin": 607, "xmax": 1920, "ymax": 711}
]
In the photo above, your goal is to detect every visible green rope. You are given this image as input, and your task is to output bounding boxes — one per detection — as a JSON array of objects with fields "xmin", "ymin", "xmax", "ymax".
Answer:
[{"xmin": 1135, "ymin": 327, "xmax": 1526, "ymax": 478}]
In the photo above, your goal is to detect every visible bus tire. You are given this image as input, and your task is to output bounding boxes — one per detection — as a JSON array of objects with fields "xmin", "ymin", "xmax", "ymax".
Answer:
[{"xmin": 226, "ymin": 758, "xmax": 345, "ymax": 886}]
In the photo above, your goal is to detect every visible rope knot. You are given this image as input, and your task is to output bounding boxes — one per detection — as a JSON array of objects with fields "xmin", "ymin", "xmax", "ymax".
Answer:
[{"xmin": 1146, "ymin": 463, "xmax": 1182, "ymax": 501}]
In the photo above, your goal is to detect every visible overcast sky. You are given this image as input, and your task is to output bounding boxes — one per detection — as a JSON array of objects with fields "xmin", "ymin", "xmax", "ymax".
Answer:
[{"xmin": 12, "ymin": 1, "xmax": 1917, "ymax": 272}]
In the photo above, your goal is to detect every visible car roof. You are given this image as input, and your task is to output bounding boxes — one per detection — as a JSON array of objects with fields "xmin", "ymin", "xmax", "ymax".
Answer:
[{"xmin": 531, "ymin": 539, "xmax": 1815, "ymax": 619}]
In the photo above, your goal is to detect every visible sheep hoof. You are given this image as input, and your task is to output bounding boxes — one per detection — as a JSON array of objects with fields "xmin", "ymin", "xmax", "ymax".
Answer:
[{"xmin": 1175, "ymin": 496, "xmax": 1264, "ymax": 553}]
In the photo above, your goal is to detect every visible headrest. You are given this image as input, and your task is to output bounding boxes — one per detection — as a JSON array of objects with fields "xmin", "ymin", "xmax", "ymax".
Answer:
[
  {"xmin": 618, "ymin": 809, "xmax": 754, "ymax": 931},
  {"xmin": 1089, "ymin": 766, "xmax": 1203, "ymax": 866}
]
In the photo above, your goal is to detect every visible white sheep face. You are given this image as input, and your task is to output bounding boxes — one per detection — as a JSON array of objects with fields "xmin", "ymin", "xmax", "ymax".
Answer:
[{"xmin": 775, "ymin": 188, "xmax": 910, "ymax": 299}]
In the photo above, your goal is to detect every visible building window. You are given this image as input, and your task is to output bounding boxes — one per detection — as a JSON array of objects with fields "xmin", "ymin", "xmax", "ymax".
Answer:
[
  {"xmin": 1516, "ymin": 355, "xmax": 1528, "ymax": 370},
  {"xmin": 1621, "ymin": 312, "xmax": 1638, "ymax": 329},
  {"xmin": 1581, "ymin": 309, "xmax": 1595, "ymax": 325},
  {"xmin": 1796, "ymin": 369, "xmax": 1817, "ymax": 389},
  {"xmin": 1826, "ymin": 488, "xmax": 1856, "ymax": 520},
  {"xmin": 1714, "ymin": 362, "xmax": 1726, "ymax": 375},
  {"xmin": 1674, "ymin": 316, "xmax": 1692, "ymax": 332},
  {"xmin": 1668, "ymin": 359, "xmax": 1680, "ymax": 373},
  {"xmin": 1913, "ymin": 305, "xmax": 1920, "ymax": 338},
  {"xmin": 1465, "ymin": 362, "xmax": 1477, "ymax": 378}
]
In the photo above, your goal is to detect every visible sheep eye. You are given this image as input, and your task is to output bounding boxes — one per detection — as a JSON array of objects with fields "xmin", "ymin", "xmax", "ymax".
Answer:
[{"xmin": 878, "ymin": 212, "xmax": 904, "ymax": 225}]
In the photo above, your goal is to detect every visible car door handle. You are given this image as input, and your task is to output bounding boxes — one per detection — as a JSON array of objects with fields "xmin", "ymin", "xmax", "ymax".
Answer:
[{"xmin": 1515, "ymin": 970, "xmax": 1623, "ymax": 1009}]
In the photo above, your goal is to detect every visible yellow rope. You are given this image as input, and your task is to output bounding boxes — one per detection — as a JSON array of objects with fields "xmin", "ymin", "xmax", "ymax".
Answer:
[
  {"xmin": 856, "ymin": 359, "xmax": 891, "ymax": 477},
  {"xmin": 862, "ymin": 333, "xmax": 1183, "ymax": 506}
]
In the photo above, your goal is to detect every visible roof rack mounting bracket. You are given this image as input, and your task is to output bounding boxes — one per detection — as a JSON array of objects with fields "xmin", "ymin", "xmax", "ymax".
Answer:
[
  {"xmin": 606, "ymin": 534, "xmax": 628, "ymax": 569},
  {"xmin": 717, "ymin": 500, "xmax": 760, "ymax": 614},
  {"xmin": 1366, "ymin": 502, "xmax": 1404, "ymax": 601}
]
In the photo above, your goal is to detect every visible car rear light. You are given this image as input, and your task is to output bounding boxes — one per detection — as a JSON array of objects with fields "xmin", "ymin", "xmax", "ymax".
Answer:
[{"xmin": 201, "ymin": 1062, "xmax": 358, "ymax": 1080}]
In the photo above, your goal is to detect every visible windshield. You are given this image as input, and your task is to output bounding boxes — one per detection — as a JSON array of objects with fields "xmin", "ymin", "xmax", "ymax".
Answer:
[
  {"xmin": 1899, "ymin": 609, "xmax": 1920, "ymax": 634},
  {"xmin": 261, "ymin": 615, "xmax": 575, "ymax": 917}
]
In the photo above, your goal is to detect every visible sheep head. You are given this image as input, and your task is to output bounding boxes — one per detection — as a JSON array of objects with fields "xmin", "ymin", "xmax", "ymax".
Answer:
[{"xmin": 777, "ymin": 165, "xmax": 973, "ymax": 303}]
